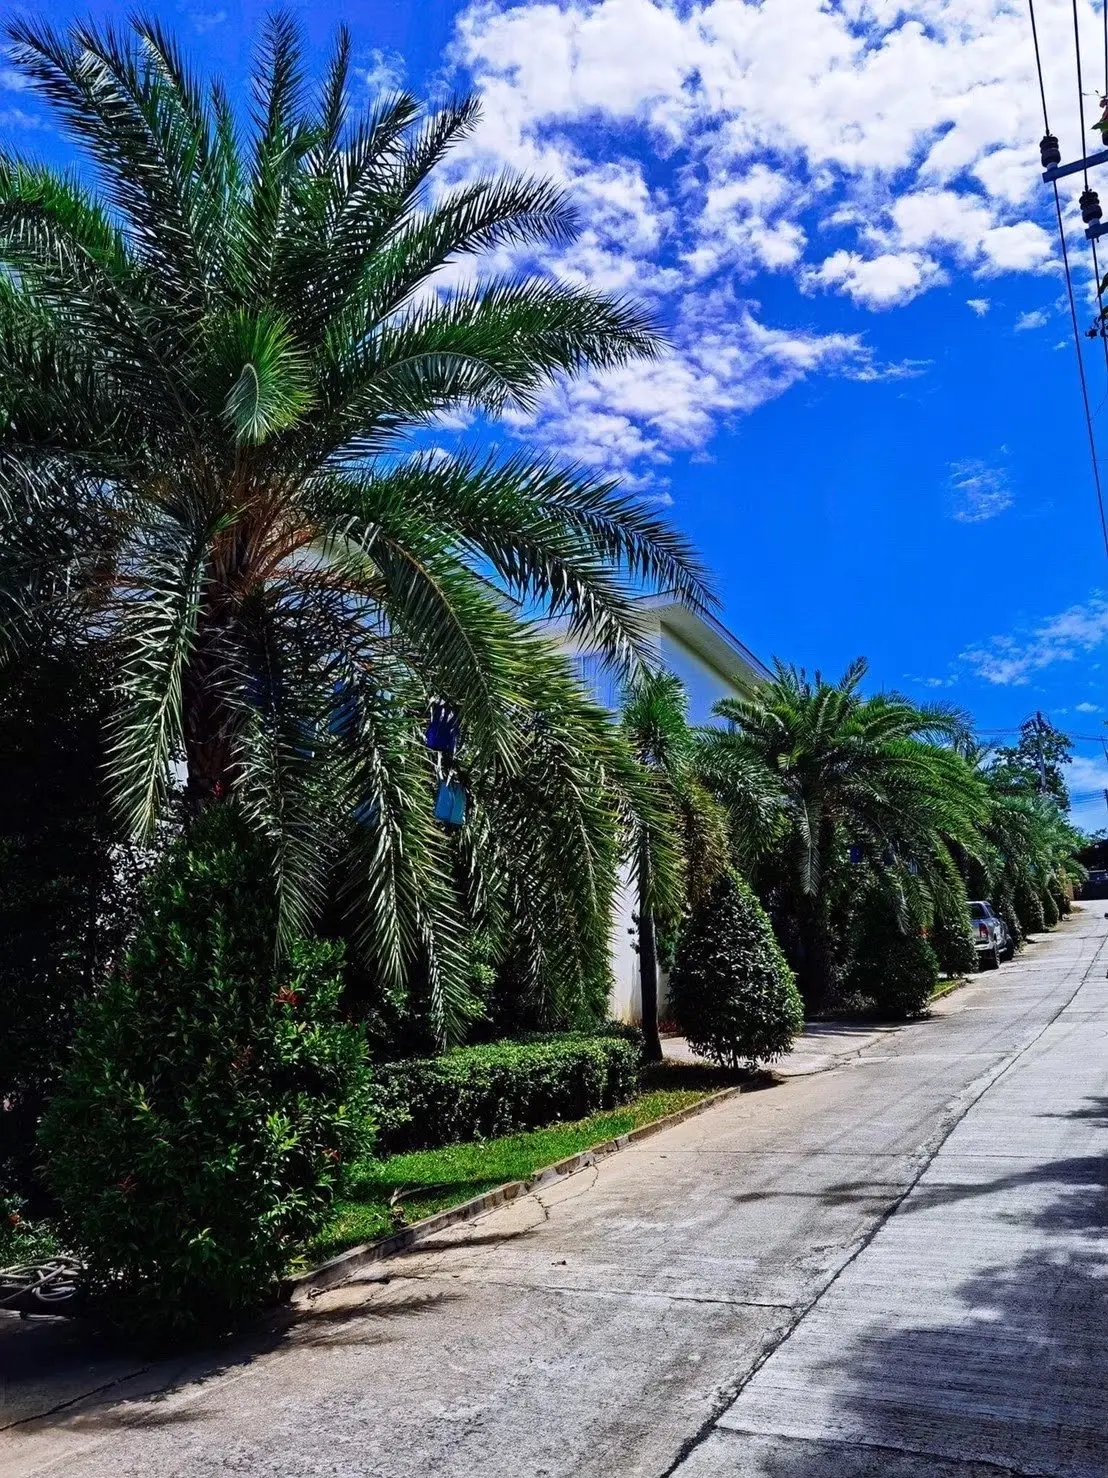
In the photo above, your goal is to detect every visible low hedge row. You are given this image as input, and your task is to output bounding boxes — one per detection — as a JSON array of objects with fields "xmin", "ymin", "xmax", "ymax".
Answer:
[{"xmin": 370, "ymin": 1030, "xmax": 642, "ymax": 1155}]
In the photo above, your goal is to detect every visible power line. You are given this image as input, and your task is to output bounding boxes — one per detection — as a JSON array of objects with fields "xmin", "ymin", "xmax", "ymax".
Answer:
[
  {"xmin": 1028, "ymin": 0, "xmax": 1108, "ymax": 559},
  {"xmin": 1052, "ymin": 177, "xmax": 1108, "ymax": 559}
]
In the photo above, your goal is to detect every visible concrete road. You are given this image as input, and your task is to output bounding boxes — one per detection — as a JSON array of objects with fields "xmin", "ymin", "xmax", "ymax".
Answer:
[{"xmin": 3, "ymin": 910, "xmax": 1106, "ymax": 1478}]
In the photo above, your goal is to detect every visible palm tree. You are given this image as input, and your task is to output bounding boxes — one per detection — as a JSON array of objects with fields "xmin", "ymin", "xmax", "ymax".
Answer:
[
  {"xmin": 620, "ymin": 671, "xmax": 728, "ymax": 1060},
  {"xmin": 710, "ymin": 659, "xmax": 984, "ymax": 1012},
  {"xmin": 0, "ymin": 16, "xmax": 710, "ymax": 1039}
]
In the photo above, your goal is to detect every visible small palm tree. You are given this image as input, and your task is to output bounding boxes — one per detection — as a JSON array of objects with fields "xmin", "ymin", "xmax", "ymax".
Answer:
[
  {"xmin": 620, "ymin": 671, "xmax": 728, "ymax": 1060},
  {"xmin": 711, "ymin": 659, "xmax": 984, "ymax": 1011},
  {"xmin": 0, "ymin": 15, "xmax": 710, "ymax": 1037}
]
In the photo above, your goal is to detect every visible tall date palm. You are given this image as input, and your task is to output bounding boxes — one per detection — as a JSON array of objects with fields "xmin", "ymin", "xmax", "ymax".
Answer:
[{"xmin": 0, "ymin": 15, "xmax": 709, "ymax": 1037}]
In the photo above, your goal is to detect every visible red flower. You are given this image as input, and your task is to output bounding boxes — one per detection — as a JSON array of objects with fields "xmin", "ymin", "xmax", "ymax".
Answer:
[
  {"xmin": 7, "ymin": 1211, "xmax": 21, "ymax": 1227},
  {"xmin": 274, "ymin": 986, "xmax": 302, "ymax": 1007},
  {"xmin": 213, "ymin": 781, "xmax": 226, "ymax": 799},
  {"xmin": 323, "ymin": 1148, "xmax": 341, "ymax": 1163},
  {"xmin": 116, "ymin": 1174, "xmax": 137, "ymax": 1196}
]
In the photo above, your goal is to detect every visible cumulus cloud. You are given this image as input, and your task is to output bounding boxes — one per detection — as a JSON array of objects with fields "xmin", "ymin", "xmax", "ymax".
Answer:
[
  {"xmin": 949, "ymin": 459, "xmax": 1013, "ymax": 523},
  {"xmin": 1015, "ymin": 308, "xmax": 1050, "ymax": 331},
  {"xmin": 359, "ymin": 48, "xmax": 407, "ymax": 95},
  {"xmin": 438, "ymin": 0, "xmax": 1081, "ymax": 478},
  {"xmin": 1075, "ymin": 700, "xmax": 1100, "ymax": 712},
  {"xmin": 960, "ymin": 593, "xmax": 1108, "ymax": 684},
  {"xmin": 502, "ymin": 302, "xmax": 871, "ymax": 477},
  {"xmin": 1063, "ymin": 752, "xmax": 1108, "ymax": 830},
  {"xmin": 803, "ymin": 249, "xmax": 945, "ymax": 309},
  {"xmin": 188, "ymin": 9, "xmax": 227, "ymax": 33}
]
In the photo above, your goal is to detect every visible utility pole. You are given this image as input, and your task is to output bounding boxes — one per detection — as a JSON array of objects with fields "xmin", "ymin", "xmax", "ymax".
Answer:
[
  {"xmin": 1022, "ymin": 711, "xmax": 1050, "ymax": 795},
  {"xmin": 1034, "ymin": 711, "xmax": 1049, "ymax": 795}
]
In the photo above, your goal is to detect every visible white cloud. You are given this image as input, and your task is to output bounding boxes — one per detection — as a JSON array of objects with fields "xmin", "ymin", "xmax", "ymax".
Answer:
[
  {"xmin": 189, "ymin": 9, "xmax": 227, "ymax": 33},
  {"xmin": 359, "ymin": 48, "xmax": 407, "ymax": 95},
  {"xmin": 804, "ymin": 249, "xmax": 945, "ymax": 309},
  {"xmin": 503, "ymin": 301, "xmax": 870, "ymax": 477},
  {"xmin": 949, "ymin": 459, "xmax": 1013, "ymax": 523},
  {"xmin": 1015, "ymin": 308, "xmax": 1050, "ymax": 331},
  {"xmin": 442, "ymin": 0, "xmax": 1087, "ymax": 476},
  {"xmin": 1063, "ymin": 753, "xmax": 1108, "ymax": 831},
  {"xmin": 1076, "ymin": 701, "xmax": 1100, "ymax": 712},
  {"xmin": 0, "ymin": 69, "xmax": 29, "ymax": 92},
  {"xmin": 0, "ymin": 108, "xmax": 48, "ymax": 132},
  {"xmin": 961, "ymin": 593, "xmax": 1108, "ymax": 684}
]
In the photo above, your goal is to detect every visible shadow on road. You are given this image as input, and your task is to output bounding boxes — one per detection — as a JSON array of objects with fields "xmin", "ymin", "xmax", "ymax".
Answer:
[
  {"xmin": 1, "ymin": 1281, "xmax": 460, "ymax": 1437},
  {"xmin": 732, "ymin": 1103, "xmax": 1108, "ymax": 1477}
]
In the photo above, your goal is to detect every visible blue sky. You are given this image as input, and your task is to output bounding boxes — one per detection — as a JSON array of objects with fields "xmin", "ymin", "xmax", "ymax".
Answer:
[{"xmin": 7, "ymin": 0, "xmax": 1108, "ymax": 825}]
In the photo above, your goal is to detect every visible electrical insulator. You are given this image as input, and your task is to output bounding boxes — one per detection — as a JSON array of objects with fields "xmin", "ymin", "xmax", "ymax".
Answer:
[
  {"xmin": 1081, "ymin": 188, "xmax": 1103, "ymax": 224},
  {"xmin": 1040, "ymin": 133, "xmax": 1061, "ymax": 168}
]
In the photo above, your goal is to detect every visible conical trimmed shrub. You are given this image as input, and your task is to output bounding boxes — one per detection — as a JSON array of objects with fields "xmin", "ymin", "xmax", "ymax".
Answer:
[
  {"xmin": 1040, "ymin": 884, "xmax": 1059, "ymax": 928},
  {"xmin": 669, "ymin": 871, "xmax": 803, "ymax": 1069},
  {"xmin": 847, "ymin": 886, "xmax": 939, "ymax": 1018},
  {"xmin": 1014, "ymin": 872, "xmax": 1046, "ymax": 936},
  {"xmin": 930, "ymin": 890, "xmax": 978, "ymax": 978}
]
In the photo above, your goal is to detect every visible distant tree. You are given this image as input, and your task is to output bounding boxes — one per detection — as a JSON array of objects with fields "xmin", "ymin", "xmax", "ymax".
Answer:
[{"xmin": 987, "ymin": 715, "xmax": 1072, "ymax": 810}]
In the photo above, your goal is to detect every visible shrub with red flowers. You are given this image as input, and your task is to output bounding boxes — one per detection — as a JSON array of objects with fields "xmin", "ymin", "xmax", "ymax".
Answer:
[{"xmin": 39, "ymin": 806, "xmax": 372, "ymax": 1337}]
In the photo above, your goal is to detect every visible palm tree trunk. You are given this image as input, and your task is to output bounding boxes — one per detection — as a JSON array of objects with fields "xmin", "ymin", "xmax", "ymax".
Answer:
[
  {"xmin": 795, "ymin": 899, "xmax": 832, "ymax": 1016},
  {"xmin": 638, "ymin": 845, "xmax": 663, "ymax": 1063},
  {"xmin": 182, "ymin": 620, "xmax": 236, "ymax": 813}
]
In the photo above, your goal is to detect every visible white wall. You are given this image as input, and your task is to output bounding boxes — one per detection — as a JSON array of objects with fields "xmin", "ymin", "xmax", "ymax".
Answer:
[
  {"xmin": 546, "ymin": 607, "xmax": 749, "ymax": 1025},
  {"xmin": 659, "ymin": 628, "xmax": 740, "ymax": 725}
]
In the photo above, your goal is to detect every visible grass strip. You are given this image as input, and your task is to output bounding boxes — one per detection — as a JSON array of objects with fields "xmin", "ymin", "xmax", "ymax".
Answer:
[{"xmin": 306, "ymin": 1068, "xmax": 736, "ymax": 1266}]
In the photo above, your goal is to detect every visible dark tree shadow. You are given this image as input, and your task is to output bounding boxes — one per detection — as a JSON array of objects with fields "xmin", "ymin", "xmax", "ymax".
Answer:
[
  {"xmin": 734, "ymin": 1111, "xmax": 1108, "ymax": 1477},
  {"xmin": 1, "ymin": 1281, "xmax": 460, "ymax": 1436}
]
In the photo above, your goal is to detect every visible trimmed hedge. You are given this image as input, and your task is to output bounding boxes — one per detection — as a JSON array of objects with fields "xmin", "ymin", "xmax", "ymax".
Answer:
[{"xmin": 371, "ymin": 1031, "xmax": 641, "ymax": 1155}]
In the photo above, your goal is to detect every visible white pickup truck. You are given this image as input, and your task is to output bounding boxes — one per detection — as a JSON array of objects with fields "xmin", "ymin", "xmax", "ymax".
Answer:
[{"xmin": 967, "ymin": 900, "xmax": 1014, "ymax": 969}]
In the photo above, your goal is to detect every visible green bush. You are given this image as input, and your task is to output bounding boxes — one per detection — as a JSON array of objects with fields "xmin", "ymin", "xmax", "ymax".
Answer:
[
  {"xmin": 0, "ymin": 645, "xmax": 146, "ymax": 1204},
  {"xmin": 1040, "ymin": 884, "xmax": 1060, "ymax": 928},
  {"xmin": 39, "ymin": 807, "xmax": 372, "ymax": 1337},
  {"xmin": 0, "ymin": 1194, "xmax": 59, "ymax": 1266},
  {"xmin": 847, "ymin": 887, "xmax": 939, "ymax": 1018},
  {"xmin": 668, "ymin": 871, "xmax": 804, "ymax": 1069},
  {"xmin": 929, "ymin": 891, "xmax": 978, "ymax": 978},
  {"xmin": 1014, "ymin": 872, "xmax": 1046, "ymax": 936},
  {"xmin": 995, "ymin": 886, "xmax": 1023, "ymax": 951},
  {"xmin": 371, "ymin": 1030, "xmax": 641, "ymax": 1155}
]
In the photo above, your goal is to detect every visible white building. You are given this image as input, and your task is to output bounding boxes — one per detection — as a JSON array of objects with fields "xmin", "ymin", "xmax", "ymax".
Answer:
[{"xmin": 556, "ymin": 596, "xmax": 771, "ymax": 1024}]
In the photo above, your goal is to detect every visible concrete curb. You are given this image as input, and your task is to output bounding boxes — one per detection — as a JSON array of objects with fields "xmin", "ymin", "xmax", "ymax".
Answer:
[
  {"xmin": 289, "ymin": 1083, "xmax": 749, "ymax": 1299},
  {"xmin": 931, "ymin": 974, "xmax": 971, "ymax": 1003}
]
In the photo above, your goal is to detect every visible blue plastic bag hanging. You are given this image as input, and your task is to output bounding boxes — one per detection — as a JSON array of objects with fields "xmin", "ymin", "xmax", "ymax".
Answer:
[
  {"xmin": 434, "ymin": 779, "xmax": 466, "ymax": 828},
  {"xmin": 426, "ymin": 703, "xmax": 460, "ymax": 756}
]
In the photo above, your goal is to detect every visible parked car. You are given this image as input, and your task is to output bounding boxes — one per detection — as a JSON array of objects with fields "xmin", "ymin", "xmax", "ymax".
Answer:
[
  {"xmin": 1078, "ymin": 867, "xmax": 1108, "ymax": 901},
  {"xmin": 967, "ymin": 901, "xmax": 1013, "ymax": 969}
]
